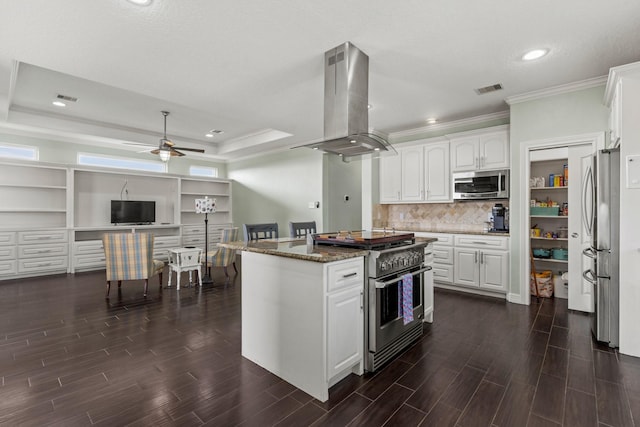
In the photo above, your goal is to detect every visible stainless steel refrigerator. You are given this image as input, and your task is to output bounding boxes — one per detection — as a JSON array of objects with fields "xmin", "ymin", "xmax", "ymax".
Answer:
[{"xmin": 583, "ymin": 147, "xmax": 620, "ymax": 348}]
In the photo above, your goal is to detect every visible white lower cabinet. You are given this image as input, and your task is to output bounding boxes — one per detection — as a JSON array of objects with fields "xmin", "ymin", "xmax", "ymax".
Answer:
[
  {"xmin": 453, "ymin": 235, "xmax": 509, "ymax": 293},
  {"xmin": 327, "ymin": 286, "xmax": 363, "ymax": 380},
  {"xmin": 14, "ymin": 229, "xmax": 69, "ymax": 277}
]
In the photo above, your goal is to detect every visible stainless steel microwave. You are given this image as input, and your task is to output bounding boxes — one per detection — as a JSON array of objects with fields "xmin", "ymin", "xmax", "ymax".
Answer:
[{"xmin": 452, "ymin": 169, "xmax": 510, "ymax": 200}]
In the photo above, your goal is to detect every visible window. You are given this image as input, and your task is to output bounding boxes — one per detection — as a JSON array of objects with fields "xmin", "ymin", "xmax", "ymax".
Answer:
[
  {"xmin": 189, "ymin": 165, "xmax": 218, "ymax": 178},
  {"xmin": 78, "ymin": 153, "xmax": 166, "ymax": 173},
  {"xmin": 0, "ymin": 143, "xmax": 38, "ymax": 160}
]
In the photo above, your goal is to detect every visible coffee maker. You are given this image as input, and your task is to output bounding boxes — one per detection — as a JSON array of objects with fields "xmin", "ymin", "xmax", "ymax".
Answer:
[{"xmin": 491, "ymin": 203, "xmax": 509, "ymax": 232}]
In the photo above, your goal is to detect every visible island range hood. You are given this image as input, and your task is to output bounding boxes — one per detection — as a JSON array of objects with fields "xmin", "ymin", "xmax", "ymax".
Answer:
[{"xmin": 297, "ymin": 42, "xmax": 395, "ymax": 158}]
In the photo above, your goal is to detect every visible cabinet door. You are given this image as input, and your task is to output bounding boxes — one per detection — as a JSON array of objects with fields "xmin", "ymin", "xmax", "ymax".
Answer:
[
  {"xmin": 401, "ymin": 146, "xmax": 424, "ymax": 201},
  {"xmin": 379, "ymin": 154, "xmax": 402, "ymax": 202},
  {"xmin": 450, "ymin": 137, "xmax": 479, "ymax": 172},
  {"xmin": 423, "ymin": 268, "xmax": 434, "ymax": 322},
  {"xmin": 424, "ymin": 142, "xmax": 451, "ymax": 201},
  {"xmin": 327, "ymin": 286, "xmax": 363, "ymax": 380},
  {"xmin": 479, "ymin": 132, "xmax": 509, "ymax": 169},
  {"xmin": 479, "ymin": 250, "xmax": 508, "ymax": 292},
  {"xmin": 453, "ymin": 248, "xmax": 479, "ymax": 287}
]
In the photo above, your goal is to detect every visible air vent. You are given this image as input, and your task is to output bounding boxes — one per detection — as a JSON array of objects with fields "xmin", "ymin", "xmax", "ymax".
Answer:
[
  {"xmin": 475, "ymin": 83, "xmax": 503, "ymax": 95},
  {"xmin": 209, "ymin": 129, "xmax": 224, "ymax": 134},
  {"xmin": 56, "ymin": 94, "xmax": 78, "ymax": 102}
]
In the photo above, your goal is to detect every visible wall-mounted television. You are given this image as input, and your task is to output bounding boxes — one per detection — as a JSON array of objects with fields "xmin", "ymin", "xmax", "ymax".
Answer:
[{"xmin": 110, "ymin": 200, "xmax": 156, "ymax": 225}]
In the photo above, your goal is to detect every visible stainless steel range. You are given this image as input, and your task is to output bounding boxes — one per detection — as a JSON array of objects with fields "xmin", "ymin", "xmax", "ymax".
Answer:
[{"xmin": 314, "ymin": 231, "xmax": 430, "ymax": 371}]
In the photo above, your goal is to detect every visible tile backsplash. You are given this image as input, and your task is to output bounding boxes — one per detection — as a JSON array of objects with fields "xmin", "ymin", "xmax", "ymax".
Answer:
[{"xmin": 373, "ymin": 201, "xmax": 509, "ymax": 233}]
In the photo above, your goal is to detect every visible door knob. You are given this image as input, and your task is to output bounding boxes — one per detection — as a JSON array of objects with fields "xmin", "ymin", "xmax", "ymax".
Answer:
[{"xmin": 571, "ymin": 233, "xmax": 579, "ymax": 238}]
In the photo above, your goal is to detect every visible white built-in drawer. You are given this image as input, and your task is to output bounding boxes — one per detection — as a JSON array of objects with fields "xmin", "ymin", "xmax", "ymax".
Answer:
[
  {"xmin": 415, "ymin": 232, "xmax": 454, "ymax": 247},
  {"xmin": 18, "ymin": 230, "xmax": 68, "ymax": 245},
  {"xmin": 18, "ymin": 243, "xmax": 69, "ymax": 259},
  {"xmin": 0, "ymin": 260, "xmax": 17, "ymax": 276},
  {"xmin": 433, "ymin": 246, "xmax": 454, "ymax": 265},
  {"xmin": 432, "ymin": 263, "xmax": 454, "ymax": 284},
  {"xmin": 454, "ymin": 234, "xmax": 509, "ymax": 250},
  {"xmin": 0, "ymin": 232, "xmax": 16, "ymax": 246},
  {"xmin": 75, "ymin": 240, "xmax": 104, "ymax": 254},
  {"xmin": 154, "ymin": 237, "xmax": 181, "ymax": 250},
  {"xmin": 74, "ymin": 254, "xmax": 106, "ymax": 269},
  {"xmin": 326, "ymin": 258, "xmax": 364, "ymax": 293},
  {"xmin": 0, "ymin": 246, "xmax": 16, "ymax": 260},
  {"xmin": 18, "ymin": 256, "xmax": 68, "ymax": 273},
  {"xmin": 183, "ymin": 235, "xmax": 206, "ymax": 246},
  {"xmin": 182, "ymin": 225, "xmax": 207, "ymax": 236}
]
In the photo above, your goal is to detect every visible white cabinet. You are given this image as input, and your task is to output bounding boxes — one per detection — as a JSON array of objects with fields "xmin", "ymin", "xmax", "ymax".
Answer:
[
  {"xmin": 416, "ymin": 232, "xmax": 454, "ymax": 284},
  {"xmin": 450, "ymin": 128, "xmax": 509, "ymax": 172},
  {"xmin": 401, "ymin": 146, "xmax": 424, "ymax": 201},
  {"xmin": 424, "ymin": 142, "xmax": 451, "ymax": 202},
  {"xmin": 241, "ymin": 252, "xmax": 364, "ymax": 402},
  {"xmin": 16, "ymin": 229, "xmax": 69, "ymax": 276},
  {"xmin": 0, "ymin": 231, "xmax": 17, "ymax": 277},
  {"xmin": 379, "ymin": 154, "xmax": 402, "ymax": 202},
  {"xmin": 379, "ymin": 141, "xmax": 451, "ymax": 203},
  {"xmin": 453, "ymin": 235, "xmax": 509, "ymax": 292}
]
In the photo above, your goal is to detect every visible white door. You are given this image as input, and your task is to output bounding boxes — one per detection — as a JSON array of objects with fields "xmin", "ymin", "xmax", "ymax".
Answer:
[
  {"xmin": 453, "ymin": 248, "xmax": 479, "ymax": 287},
  {"xmin": 424, "ymin": 142, "xmax": 451, "ymax": 201},
  {"xmin": 480, "ymin": 132, "xmax": 509, "ymax": 169},
  {"xmin": 401, "ymin": 146, "xmax": 424, "ymax": 201},
  {"xmin": 450, "ymin": 138, "xmax": 479, "ymax": 172},
  {"xmin": 568, "ymin": 144, "xmax": 595, "ymax": 312},
  {"xmin": 379, "ymin": 154, "xmax": 402, "ymax": 202},
  {"xmin": 479, "ymin": 250, "xmax": 509, "ymax": 292},
  {"xmin": 327, "ymin": 287, "xmax": 363, "ymax": 379}
]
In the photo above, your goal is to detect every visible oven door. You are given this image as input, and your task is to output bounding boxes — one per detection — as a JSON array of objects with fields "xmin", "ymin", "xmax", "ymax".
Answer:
[{"xmin": 368, "ymin": 265, "xmax": 429, "ymax": 352}]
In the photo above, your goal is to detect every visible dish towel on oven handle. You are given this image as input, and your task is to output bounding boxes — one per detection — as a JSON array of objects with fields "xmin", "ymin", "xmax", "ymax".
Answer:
[{"xmin": 398, "ymin": 273, "xmax": 414, "ymax": 325}]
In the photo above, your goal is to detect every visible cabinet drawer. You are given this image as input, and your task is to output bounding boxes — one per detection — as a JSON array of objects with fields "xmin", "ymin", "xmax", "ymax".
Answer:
[
  {"xmin": 0, "ymin": 245, "xmax": 16, "ymax": 260},
  {"xmin": 75, "ymin": 240, "xmax": 104, "ymax": 254},
  {"xmin": 183, "ymin": 235, "xmax": 206, "ymax": 245},
  {"xmin": 454, "ymin": 235, "xmax": 509, "ymax": 250},
  {"xmin": 0, "ymin": 260, "xmax": 17, "ymax": 276},
  {"xmin": 433, "ymin": 246, "xmax": 454, "ymax": 265},
  {"xmin": 18, "ymin": 243, "xmax": 69, "ymax": 259},
  {"xmin": 432, "ymin": 263, "xmax": 453, "ymax": 284},
  {"xmin": 74, "ymin": 254, "xmax": 106, "ymax": 269},
  {"xmin": 326, "ymin": 258, "xmax": 364, "ymax": 293},
  {"xmin": 18, "ymin": 230, "xmax": 68, "ymax": 245},
  {"xmin": 154, "ymin": 237, "xmax": 181, "ymax": 250},
  {"xmin": 18, "ymin": 256, "xmax": 68, "ymax": 273},
  {"xmin": 415, "ymin": 232, "xmax": 454, "ymax": 246},
  {"xmin": 0, "ymin": 232, "xmax": 16, "ymax": 246},
  {"xmin": 182, "ymin": 225, "xmax": 207, "ymax": 236}
]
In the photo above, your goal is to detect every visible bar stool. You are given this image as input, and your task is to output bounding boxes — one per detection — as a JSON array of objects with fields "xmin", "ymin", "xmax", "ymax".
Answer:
[{"xmin": 167, "ymin": 247, "xmax": 203, "ymax": 290}]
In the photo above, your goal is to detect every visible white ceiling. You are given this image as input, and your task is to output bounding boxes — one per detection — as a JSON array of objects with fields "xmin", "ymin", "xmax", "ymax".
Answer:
[{"xmin": 1, "ymin": 0, "xmax": 639, "ymax": 161}]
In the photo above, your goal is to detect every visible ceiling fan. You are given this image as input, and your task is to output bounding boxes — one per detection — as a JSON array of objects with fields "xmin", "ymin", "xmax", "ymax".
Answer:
[{"xmin": 150, "ymin": 111, "xmax": 205, "ymax": 162}]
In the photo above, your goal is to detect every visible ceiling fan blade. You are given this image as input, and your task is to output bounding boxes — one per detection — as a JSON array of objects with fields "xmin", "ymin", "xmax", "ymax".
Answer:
[
  {"xmin": 172, "ymin": 146, "xmax": 205, "ymax": 153},
  {"xmin": 171, "ymin": 149, "xmax": 186, "ymax": 157},
  {"xmin": 150, "ymin": 149, "xmax": 161, "ymax": 155},
  {"xmin": 123, "ymin": 141, "xmax": 153, "ymax": 146}
]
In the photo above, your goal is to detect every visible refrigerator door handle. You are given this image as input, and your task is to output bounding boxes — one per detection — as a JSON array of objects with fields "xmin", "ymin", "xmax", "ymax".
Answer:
[
  {"xmin": 583, "ymin": 269, "xmax": 597, "ymax": 285},
  {"xmin": 582, "ymin": 165, "xmax": 594, "ymax": 237},
  {"xmin": 582, "ymin": 247, "xmax": 597, "ymax": 259}
]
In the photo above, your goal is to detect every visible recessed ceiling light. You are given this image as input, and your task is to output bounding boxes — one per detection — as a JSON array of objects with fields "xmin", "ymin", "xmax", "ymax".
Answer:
[
  {"xmin": 426, "ymin": 118, "xmax": 437, "ymax": 124},
  {"xmin": 367, "ymin": 104, "xmax": 372, "ymax": 109},
  {"xmin": 205, "ymin": 133, "xmax": 214, "ymax": 138},
  {"xmin": 52, "ymin": 101, "xmax": 66, "ymax": 107},
  {"xmin": 127, "ymin": 0, "xmax": 152, "ymax": 5},
  {"xmin": 522, "ymin": 49, "xmax": 549, "ymax": 61}
]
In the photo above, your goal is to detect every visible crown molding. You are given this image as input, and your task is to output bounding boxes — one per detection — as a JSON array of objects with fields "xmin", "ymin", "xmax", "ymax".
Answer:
[
  {"xmin": 604, "ymin": 61, "xmax": 640, "ymax": 106},
  {"xmin": 505, "ymin": 76, "xmax": 607, "ymax": 105},
  {"xmin": 389, "ymin": 110, "xmax": 509, "ymax": 141}
]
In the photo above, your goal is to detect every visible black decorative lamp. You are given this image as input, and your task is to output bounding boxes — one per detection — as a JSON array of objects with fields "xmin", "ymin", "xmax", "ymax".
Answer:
[{"xmin": 195, "ymin": 196, "xmax": 216, "ymax": 285}]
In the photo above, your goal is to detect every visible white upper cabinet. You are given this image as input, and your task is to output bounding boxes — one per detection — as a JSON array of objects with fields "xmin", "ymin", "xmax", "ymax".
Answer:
[
  {"xmin": 379, "ymin": 154, "xmax": 402, "ymax": 202},
  {"xmin": 400, "ymin": 146, "xmax": 424, "ymax": 201},
  {"xmin": 380, "ymin": 140, "xmax": 452, "ymax": 204},
  {"xmin": 450, "ymin": 128, "xmax": 509, "ymax": 172},
  {"xmin": 424, "ymin": 142, "xmax": 450, "ymax": 202}
]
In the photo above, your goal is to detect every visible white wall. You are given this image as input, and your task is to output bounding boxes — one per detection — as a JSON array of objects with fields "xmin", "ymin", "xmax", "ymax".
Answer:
[
  {"xmin": 509, "ymin": 85, "xmax": 610, "ymax": 303},
  {"xmin": 228, "ymin": 149, "xmax": 324, "ymax": 237},
  {"xmin": 323, "ymin": 155, "xmax": 362, "ymax": 232}
]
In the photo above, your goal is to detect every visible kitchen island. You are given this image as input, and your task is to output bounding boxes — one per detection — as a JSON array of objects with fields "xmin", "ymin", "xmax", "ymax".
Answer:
[{"xmin": 219, "ymin": 238, "xmax": 368, "ymax": 402}]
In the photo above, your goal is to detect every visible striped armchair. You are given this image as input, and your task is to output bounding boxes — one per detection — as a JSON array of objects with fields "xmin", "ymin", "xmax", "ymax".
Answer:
[
  {"xmin": 207, "ymin": 227, "xmax": 239, "ymax": 279},
  {"xmin": 102, "ymin": 233, "xmax": 164, "ymax": 298}
]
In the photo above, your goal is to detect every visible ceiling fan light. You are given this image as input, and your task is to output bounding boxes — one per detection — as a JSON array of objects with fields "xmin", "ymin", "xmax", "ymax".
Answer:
[{"xmin": 159, "ymin": 149, "xmax": 171, "ymax": 162}]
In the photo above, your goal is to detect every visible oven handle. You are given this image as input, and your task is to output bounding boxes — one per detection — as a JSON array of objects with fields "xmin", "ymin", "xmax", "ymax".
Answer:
[{"xmin": 374, "ymin": 266, "xmax": 431, "ymax": 289}]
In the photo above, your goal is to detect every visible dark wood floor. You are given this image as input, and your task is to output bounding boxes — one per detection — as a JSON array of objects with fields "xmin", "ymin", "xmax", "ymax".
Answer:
[{"xmin": 1, "ymin": 260, "xmax": 639, "ymax": 426}]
